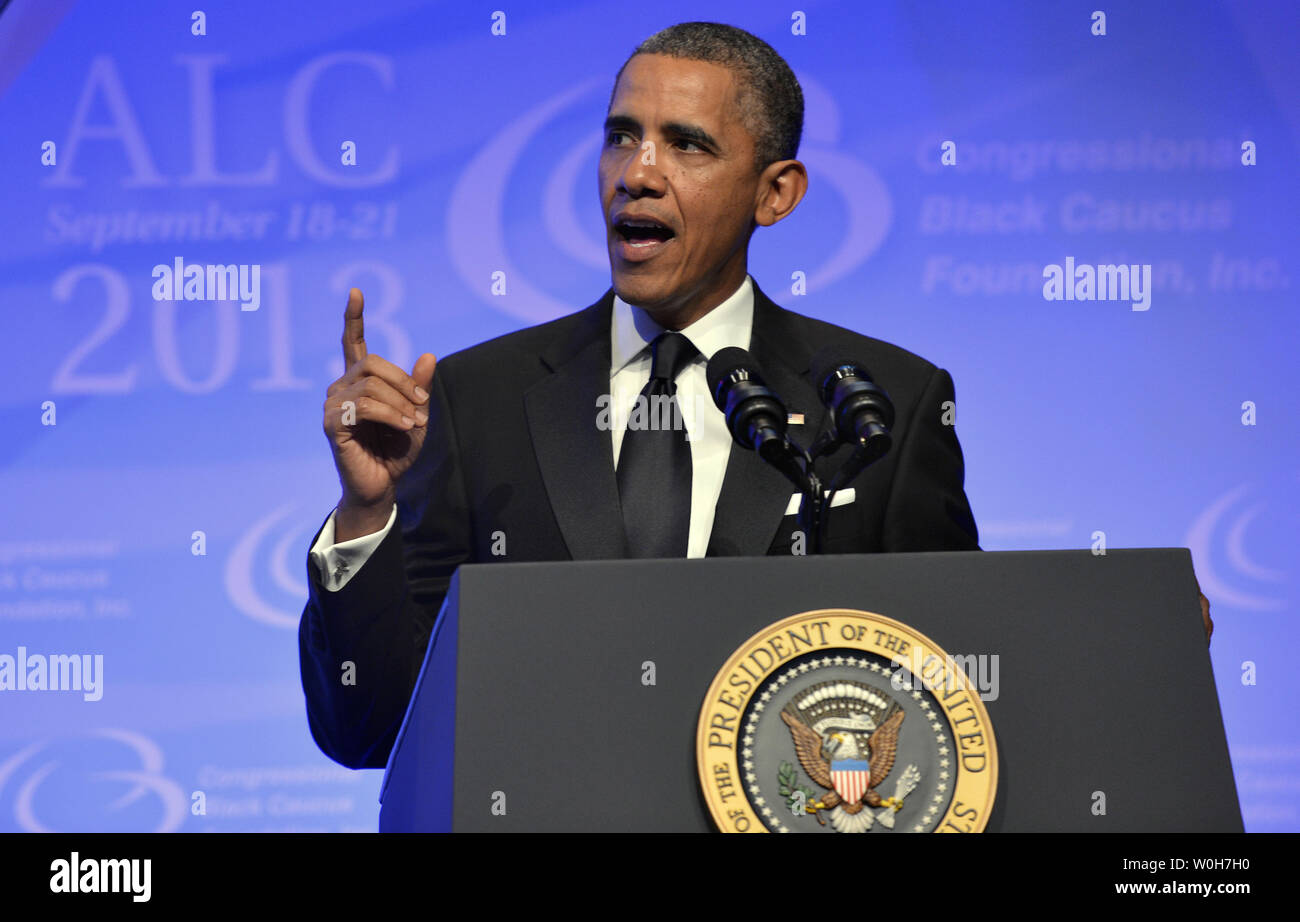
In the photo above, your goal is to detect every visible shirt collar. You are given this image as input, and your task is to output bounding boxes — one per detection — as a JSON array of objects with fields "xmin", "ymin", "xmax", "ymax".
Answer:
[{"xmin": 611, "ymin": 274, "xmax": 755, "ymax": 374}]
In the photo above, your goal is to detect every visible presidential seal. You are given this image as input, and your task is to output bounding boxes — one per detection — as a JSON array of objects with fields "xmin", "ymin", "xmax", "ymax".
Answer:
[{"xmin": 695, "ymin": 609, "xmax": 997, "ymax": 833}]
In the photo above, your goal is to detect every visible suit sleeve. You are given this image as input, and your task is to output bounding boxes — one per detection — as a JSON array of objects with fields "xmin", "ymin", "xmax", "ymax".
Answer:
[
  {"xmin": 297, "ymin": 370, "xmax": 473, "ymax": 769},
  {"xmin": 879, "ymin": 366, "xmax": 981, "ymax": 552},
  {"xmin": 308, "ymin": 505, "xmax": 396, "ymax": 591}
]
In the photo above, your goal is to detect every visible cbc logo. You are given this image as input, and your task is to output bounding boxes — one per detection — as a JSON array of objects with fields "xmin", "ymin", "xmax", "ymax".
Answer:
[{"xmin": 0, "ymin": 728, "xmax": 186, "ymax": 832}]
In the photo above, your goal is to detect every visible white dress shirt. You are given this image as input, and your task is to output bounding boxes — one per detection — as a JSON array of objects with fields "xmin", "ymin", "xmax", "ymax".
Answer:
[{"xmin": 310, "ymin": 275, "xmax": 755, "ymax": 589}]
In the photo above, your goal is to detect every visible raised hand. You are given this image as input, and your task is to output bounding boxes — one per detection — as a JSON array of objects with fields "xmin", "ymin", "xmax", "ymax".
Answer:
[{"xmin": 323, "ymin": 287, "xmax": 437, "ymax": 540}]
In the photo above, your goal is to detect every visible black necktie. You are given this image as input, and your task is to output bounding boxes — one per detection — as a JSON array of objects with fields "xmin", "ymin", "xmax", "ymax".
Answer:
[{"xmin": 617, "ymin": 331, "xmax": 698, "ymax": 557}]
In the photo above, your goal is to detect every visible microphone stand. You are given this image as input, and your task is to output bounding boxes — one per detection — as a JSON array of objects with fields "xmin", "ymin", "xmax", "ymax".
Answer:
[
  {"xmin": 801, "ymin": 430, "xmax": 891, "ymax": 555},
  {"xmin": 799, "ymin": 433, "xmax": 838, "ymax": 555},
  {"xmin": 747, "ymin": 426, "xmax": 893, "ymax": 556},
  {"xmin": 795, "ymin": 463, "xmax": 824, "ymax": 557},
  {"xmin": 751, "ymin": 430, "xmax": 824, "ymax": 555}
]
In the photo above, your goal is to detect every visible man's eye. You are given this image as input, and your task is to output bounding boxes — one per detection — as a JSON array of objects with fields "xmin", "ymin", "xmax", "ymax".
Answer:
[
  {"xmin": 608, "ymin": 131, "xmax": 633, "ymax": 146},
  {"xmin": 676, "ymin": 140, "xmax": 703, "ymax": 152}
]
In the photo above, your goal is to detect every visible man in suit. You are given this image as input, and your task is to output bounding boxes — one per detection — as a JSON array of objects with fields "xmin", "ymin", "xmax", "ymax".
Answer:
[{"xmin": 301, "ymin": 22, "xmax": 1158, "ymax": 770}]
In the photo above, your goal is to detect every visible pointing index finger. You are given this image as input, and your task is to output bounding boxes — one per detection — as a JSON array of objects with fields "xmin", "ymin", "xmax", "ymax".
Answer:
[{"xmin": 342, "ymin": 287, "xmax": 367, "ymax": 366}]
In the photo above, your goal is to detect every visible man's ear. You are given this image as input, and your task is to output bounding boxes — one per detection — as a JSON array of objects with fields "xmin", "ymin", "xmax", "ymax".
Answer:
[{"xmin": 754, "ymin": 159, "xmax": 808, "ymax": 228}]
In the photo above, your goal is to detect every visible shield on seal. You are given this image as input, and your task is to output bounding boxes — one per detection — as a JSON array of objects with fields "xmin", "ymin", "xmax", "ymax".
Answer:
[{"xmin": 830, "ymin": 759, "xmax": 871, "ymax": 804}]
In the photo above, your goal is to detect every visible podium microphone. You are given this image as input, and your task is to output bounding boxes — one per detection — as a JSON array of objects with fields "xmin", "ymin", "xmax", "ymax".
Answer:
[
  {"xmin": 809, "ymin": 351, "xmax": 896, "ymax": 556},
  {"xmin": 706, "ymin": 347, "xmax": 810, "ymax": 493},
  {"xmin": 810, "ymin": 349, "xmax": 896, "ymax": 475}
]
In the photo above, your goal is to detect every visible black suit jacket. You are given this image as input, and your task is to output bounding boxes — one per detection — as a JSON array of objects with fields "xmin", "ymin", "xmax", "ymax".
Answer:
[{"xmin": 299, "ymin": 279, "xmax": 980, "ymax": 768}]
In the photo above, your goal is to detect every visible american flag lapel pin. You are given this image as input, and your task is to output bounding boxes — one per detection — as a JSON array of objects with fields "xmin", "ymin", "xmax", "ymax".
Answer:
[{"xmin": 787, "ymin": 412, "xmax": 804, "ymax": 425}]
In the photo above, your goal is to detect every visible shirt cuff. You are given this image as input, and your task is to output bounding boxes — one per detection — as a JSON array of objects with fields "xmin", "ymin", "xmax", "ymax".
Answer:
[{"xmin": 309, "ymin": 504, "xmax": 397, "ymax": 592}]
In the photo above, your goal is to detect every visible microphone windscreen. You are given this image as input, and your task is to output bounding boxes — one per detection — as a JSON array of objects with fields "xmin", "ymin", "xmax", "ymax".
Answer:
[
  {"xmin": 809, "ymin": 347, "xmax": 864, "ymax": 393},
  {"xmin": 706, "ymin": 346, "xmax": 760, "ymax": 395}
]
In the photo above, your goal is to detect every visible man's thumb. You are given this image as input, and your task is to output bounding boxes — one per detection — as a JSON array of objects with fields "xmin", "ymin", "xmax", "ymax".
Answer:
[{"xmin": 412, "ymin": 352, "xmax": 437, "ymax": 392}]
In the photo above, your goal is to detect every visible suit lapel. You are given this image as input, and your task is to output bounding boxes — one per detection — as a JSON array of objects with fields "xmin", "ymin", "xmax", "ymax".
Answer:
[
  {"xmin": 525, "ymin": 281, "xmax": 829, "ymax": 559},
  {"xmin": 524, "ymin": 291, "xmax": 629, "ymax": 560},
  {"xmin": 706, "ymin": 282, "xmax": 829, "ymax": 556}
]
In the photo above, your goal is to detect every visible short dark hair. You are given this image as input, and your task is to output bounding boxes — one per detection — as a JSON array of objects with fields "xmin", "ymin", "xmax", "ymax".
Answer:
[{"xmin": 610, "ymin": 22, "xmax": 804, "ymax": 173}]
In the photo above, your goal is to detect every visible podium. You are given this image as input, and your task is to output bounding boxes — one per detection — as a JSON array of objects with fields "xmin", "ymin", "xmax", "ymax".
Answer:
[{"xmin": 377, "ymin": 549, "xmax": 1241, "ymax": 832}]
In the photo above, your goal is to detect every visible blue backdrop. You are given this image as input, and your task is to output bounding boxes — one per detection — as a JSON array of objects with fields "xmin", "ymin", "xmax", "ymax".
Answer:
[{"xmin": 1, "ymin": 0, "xmax": 1296, "ymax": 832}]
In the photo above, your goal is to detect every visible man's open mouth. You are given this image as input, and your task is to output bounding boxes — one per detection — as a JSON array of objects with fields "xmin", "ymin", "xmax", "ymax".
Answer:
[{"xmin": 614, "ymin": 218, "xmax": 676, "ymax": 247}]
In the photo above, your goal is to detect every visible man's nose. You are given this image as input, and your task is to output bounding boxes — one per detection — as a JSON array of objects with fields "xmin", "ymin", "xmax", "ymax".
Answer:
[{"xmin": 617, "ymin": 140, "xmax": 667, "ymax": 196}]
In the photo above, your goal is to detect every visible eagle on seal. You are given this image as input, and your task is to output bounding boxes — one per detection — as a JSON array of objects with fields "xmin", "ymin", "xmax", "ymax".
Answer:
[{"xmin": 780, "ymin": 702, "xmax": 904, "ymax": 814}]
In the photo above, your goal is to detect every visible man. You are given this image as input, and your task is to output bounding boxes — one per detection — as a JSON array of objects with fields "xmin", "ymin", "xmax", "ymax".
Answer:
[{"xmin": 298, "ymin": 22, "xmax": 1206, "ymax": 770}]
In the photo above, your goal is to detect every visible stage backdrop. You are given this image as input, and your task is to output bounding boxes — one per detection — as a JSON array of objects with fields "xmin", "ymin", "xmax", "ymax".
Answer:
[{"xmin": 1, "ymin": 0, "xmax": 1296, "ymax": 832}]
